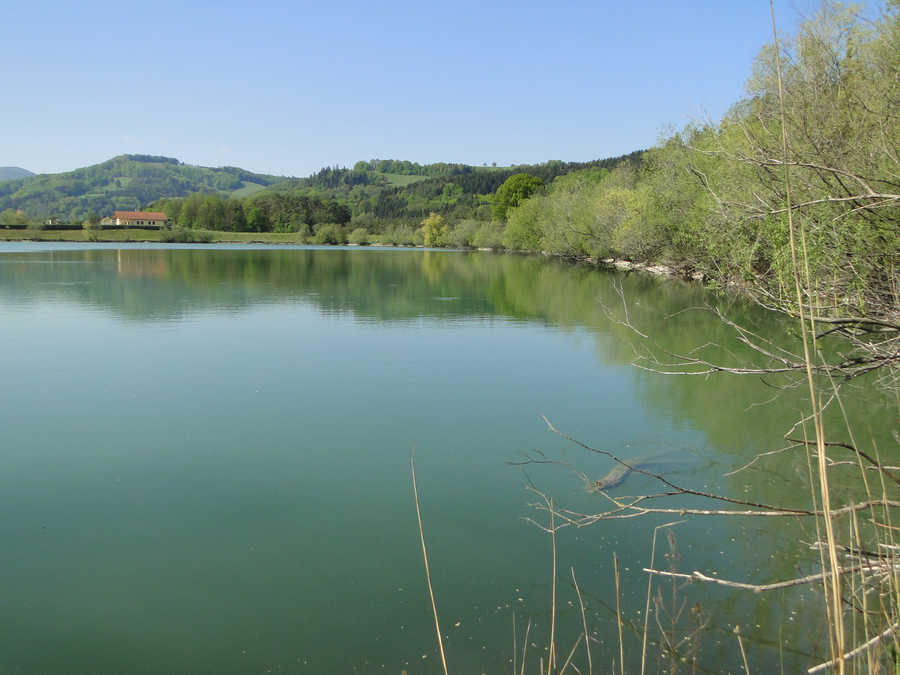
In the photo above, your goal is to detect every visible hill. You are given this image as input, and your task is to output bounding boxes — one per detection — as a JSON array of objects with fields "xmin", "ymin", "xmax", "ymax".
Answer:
[
  {"xmin": 0, "ymin": 167, "xmax": 35, "ymax": 182},
  {"xmin": 0, "ymin": 155, "xmax": 286, "ymax": 221},
  {"xmin": 269, "ymin": 151, "xmax": 645, "ymax": 223}
]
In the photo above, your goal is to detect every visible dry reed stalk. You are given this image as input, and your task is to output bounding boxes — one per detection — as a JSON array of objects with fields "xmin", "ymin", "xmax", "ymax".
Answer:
[
  {"xmin": 734, "ymin": 625, "xmax": 750, "ymax": 674},
  {"xmin": 513, "ymin": 612, "xmax": 517, "ymax": 675},
  {"xmin": 410, "ymin": 455, "xmax": 449, "ymax": 675},
  {"xmin": 570, "ymin": 567, "xmax": 592, "ymax": 675},
  {"xmin": 614, "ymin": 553, "xmax": 624, "ymax": 675},
  {"xmin": 548, "ymin": 497, "xmax": 557, "ymax": 675},
  {"xmin": 559, "ymin": 634, "xmax": 583, "ymax": 674},
  {"xmin": 521, "ymin": 618, "xmax": 532, "ymax": 675},
  {"xmin": 641, "ymin": 521, "xmax": 684, "ymax": 675},
  {"xmin": 768, "ymin": 0, "xmax": 844, "ymax": 668}
]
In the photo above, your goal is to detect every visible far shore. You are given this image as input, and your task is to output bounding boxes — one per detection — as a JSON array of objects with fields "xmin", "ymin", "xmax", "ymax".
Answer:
[
  {"xmin": 0, "ymin": 228, "xmax": 311, "ymax": 245},
  {"xmin": 0, "ymin": 227, "xmax": 705, "ymax": 283}
]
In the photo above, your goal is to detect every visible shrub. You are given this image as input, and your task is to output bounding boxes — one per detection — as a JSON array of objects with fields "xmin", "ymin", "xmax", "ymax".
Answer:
[
  {"xmin": 313, "ymin": 223, "xmax": 343, "ymax": 245},
  {"xmin": 83, "ymin": 221, "xmax": 103, "ymax": 242},
  {"xmin": 348, "ymin": 227, "xmax": 370, "ymax": 245},
  {"xmin": 472, "ymin": 221, "xmax": 505, "ymax": 249},
  {"xmin": 447, "ymin": 219, "xmax": 480, "ymax": 248}
]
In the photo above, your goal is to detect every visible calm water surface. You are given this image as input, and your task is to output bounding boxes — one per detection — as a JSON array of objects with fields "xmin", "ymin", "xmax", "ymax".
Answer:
[{"xmin": 0, "ymin": 244, "xmax": 893, "ymax": 673}]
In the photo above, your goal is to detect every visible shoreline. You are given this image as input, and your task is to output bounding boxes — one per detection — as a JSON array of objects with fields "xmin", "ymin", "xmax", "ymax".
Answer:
[{"xmin": 0, "ymin": 228, "xmax": 707, "ymax": 284}]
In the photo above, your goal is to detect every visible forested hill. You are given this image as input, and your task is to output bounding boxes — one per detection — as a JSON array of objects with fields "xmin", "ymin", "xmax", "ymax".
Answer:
[
  {"xmin": 0, "ymin": 155, "xmax": 285, "ymax": 221},
  {"xmin": 270, "ymin": 151, "xmax": 644, "ymax": 222},
  {"xmin": 0, "ymin": 151, "xmax": 644, "ymax": 225},
  {"xmin": 0, "ymin": 167, "xmax": 34, "ymax": 182}
]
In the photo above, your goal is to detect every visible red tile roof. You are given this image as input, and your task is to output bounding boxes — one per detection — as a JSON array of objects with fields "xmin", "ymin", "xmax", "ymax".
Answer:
[{"xmin": 114, "ymin": 211, "xmax": 168, "ymax": 220}]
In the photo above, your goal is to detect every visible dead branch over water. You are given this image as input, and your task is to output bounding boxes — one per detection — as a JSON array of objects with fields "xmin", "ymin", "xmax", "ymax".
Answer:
[{"xmin": 523, "ymin": 409, "xmax": 899, "ymax": 671}]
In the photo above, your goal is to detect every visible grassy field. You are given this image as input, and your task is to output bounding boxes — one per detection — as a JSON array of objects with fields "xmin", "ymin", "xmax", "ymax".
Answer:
[
  {"xmin": 228, "ymin": 181, "xmax": 270, "ymax": 198},
  {"xmin": 0, "ymin": 228, "xmax": 311, "ymax": 245}
]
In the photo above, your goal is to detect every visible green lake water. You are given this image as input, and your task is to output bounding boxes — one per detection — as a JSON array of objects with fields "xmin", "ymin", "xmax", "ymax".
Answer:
[{"xmin": 0, "ymin": 244, "xmax": 894, "ymax": 673}]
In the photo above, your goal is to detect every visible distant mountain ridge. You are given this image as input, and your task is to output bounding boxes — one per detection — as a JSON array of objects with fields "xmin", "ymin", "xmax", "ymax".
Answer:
[
  {"xmin": 0, "ymin": 155, "xmax": 287, "ymax": 221},
  {"xmin": 0, "ymin": 167, "xmax": 34, "ymax": 182}
]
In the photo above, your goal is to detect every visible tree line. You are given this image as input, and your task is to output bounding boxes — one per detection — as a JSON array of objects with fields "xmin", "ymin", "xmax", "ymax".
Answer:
[{"xmin": 151, "ymin": 192, "xmax": 351, "ymax": 233}]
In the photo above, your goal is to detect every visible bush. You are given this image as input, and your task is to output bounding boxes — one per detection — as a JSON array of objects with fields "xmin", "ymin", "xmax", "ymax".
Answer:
[
  {"xmin": 472, "ymin": 221, "xmax": 505, "ymax": 249},
  {"xmin": 447, "ymin": 219, "xmax": 480, "ymax": 248},
  {"xmin": 83, "ymin": 221, "xmax": 103, "ymax": 241},
  {"xmin": 348, "ymin": 227, "xmax": 370, "ymax": 245},
  {"xmin": 313, "ymin": 223, "xmax": 343, "ymax": 245},
  {"xmin": 380, "ymin": 225, "xmax": 419, "ymax": 246}
]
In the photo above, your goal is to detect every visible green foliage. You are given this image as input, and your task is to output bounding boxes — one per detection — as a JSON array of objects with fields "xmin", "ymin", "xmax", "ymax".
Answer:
[
  {"xmin": 268, "ymin": 153, "xmax": 641, "ymax": 227},
  {"xmin": 472, "ymin": 221, "xmax": 505, "ymax": 249},
  {"xmin": 503, "ymin": 195, "xmax": 544, "ymax": 251},
  {"xmin": 312, "ymin": 223, "xmax": 344, "ymax": 245},
  {"xmin": 379, "ymin": 224, "xmax": 420, "ymax": 246},
  {"xmin": 82, "ymin": 219, "xmax": 103, "ymax": 241},
  {"xmin": 447, "ymin": 219, "xmax": 480, "ymax": 248},
  {"xmin": 419, "ymin": 212, "xmax": 449, "ymax": 247},
  {"xmin": 491, "ymin": 173, "xmax": 544, "ymax": 221},
  {"xmin": 348, "ymin": 227, "xmax": 370, "ymax": 245},
  {"xmin": 0, "ymin": 208, "xmax": 31, "ymax": 225}
]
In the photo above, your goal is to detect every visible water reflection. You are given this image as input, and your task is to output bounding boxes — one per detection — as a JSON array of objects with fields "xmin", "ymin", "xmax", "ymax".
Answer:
[{"xmin": 0, "ymin": 244, "xmax": 894, "ymax": 673}]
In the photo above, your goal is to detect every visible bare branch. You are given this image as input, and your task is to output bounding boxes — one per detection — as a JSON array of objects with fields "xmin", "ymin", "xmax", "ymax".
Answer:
[
  {"xmin": 643, "ymin": 561, "xmax": 899, "ymax": 594},
  {"xmin": 807, "ymin": 624, "xmax": 900, "ymax": 674}
]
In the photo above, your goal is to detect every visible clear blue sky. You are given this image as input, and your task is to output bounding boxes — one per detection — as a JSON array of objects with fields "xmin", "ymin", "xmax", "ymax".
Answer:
[{"xmin": 3, "ymin": 0, "xmax": 858, "ymax": 177}]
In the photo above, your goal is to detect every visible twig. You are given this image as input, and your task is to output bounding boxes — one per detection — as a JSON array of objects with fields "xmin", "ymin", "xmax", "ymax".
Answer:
[
  {"xmin": 411, "ymin": 454, "xmax": 449, "ymax": 675},
  {"xmin": 785, "ymin": 437, "xmax": 900, "ymax": 486}
]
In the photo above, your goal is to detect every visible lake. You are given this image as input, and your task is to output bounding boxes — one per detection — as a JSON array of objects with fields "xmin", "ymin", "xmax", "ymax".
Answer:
[{"xmin": 0, "ymin": 243, "xmax": 893, "ymax": 673}]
